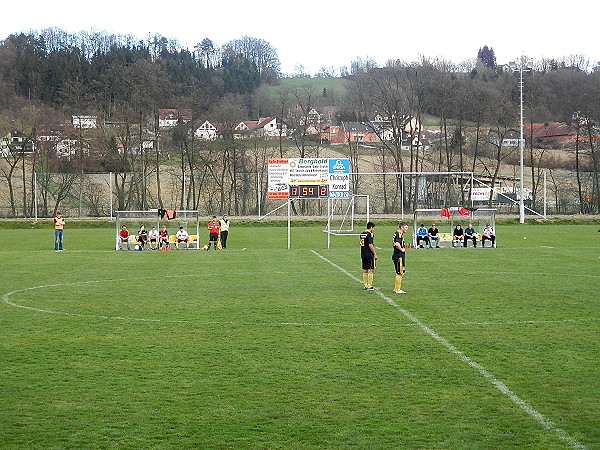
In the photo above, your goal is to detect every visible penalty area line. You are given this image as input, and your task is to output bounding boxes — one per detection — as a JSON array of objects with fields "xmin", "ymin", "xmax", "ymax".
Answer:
[{"xmin": 310, "ymin": 249, "xmax": 587, "ymax": 450}]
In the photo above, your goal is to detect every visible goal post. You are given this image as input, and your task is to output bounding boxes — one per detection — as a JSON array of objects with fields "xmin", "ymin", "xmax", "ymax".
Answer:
[
  {"xmin": 324, "ymin": 194, "xmax": 370, "ymax": 249},
  {"xmin": 324, "ymin": 194, "xmax": 370, "ymax": 235},
  {"xmin": 115, "ymin": 210, "xmax": 201, "ymax": 250}
]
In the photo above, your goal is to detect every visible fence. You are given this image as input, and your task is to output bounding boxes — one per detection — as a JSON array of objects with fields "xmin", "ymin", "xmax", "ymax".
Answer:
[{"xmin": 0, "ymin": 169, "xmax": 597, "ymax": 219}]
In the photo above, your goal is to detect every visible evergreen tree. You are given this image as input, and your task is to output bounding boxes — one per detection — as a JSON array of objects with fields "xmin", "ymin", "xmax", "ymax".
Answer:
[{"xmin": 477, "ymin": 45, "xmax": 497, "ymax": 69}]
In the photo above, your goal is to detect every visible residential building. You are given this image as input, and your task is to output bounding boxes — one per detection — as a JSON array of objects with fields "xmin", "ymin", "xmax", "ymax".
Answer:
[
  {"xmin": 195, "ymin": 120, "xmax": 221, "ymax": 140},
  {"xmin": 1, "ymin": 130, "xmax": 34, "ymax": 156},
  {"xmin": 158, "ymin": 109, "xmax": 192, "ymax": 128},
  {"xmin": 525, "ymin": 122, "xmax": 577, "ymax": 144},
  {"xmin": 234, "ymin": 117, "xmax": 288, "ymax": 139},
  {"xmin": 489, "ymin": 129, "xmax": 522, "ymax": 147},
  {"xmin": 72, "ymin": 115, "xmax": 97, "ymax": 128}
]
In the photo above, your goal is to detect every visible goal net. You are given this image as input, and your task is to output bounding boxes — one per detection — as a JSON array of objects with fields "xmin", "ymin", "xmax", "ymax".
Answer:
[
  {"xmin": 324, "ymin": 195, "xmax": 370, "ymax": 236},
  {"xmin": 115, "ymin": 210, "xmax": 201, "ymax": 250}
]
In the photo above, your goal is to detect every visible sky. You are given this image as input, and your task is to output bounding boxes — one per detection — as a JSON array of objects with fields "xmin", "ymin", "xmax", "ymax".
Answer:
[{"xmin": 2, "ymin": 0, "xmax": 599, "ymax": 75}]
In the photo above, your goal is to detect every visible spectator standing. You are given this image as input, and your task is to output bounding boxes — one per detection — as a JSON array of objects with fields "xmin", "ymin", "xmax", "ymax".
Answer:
[
  {"xmin": 219, "ymin": 215, "xmax": 230, "ymax": 249},
  {"xmin": 53, "ymin": 212, "xmax": 65, "ymax": 251}
]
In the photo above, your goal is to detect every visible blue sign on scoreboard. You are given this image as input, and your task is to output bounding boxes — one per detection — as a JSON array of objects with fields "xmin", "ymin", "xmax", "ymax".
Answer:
[{"xmin": 328, "ymin": 159, "xmax": 350, "ymax": 198}]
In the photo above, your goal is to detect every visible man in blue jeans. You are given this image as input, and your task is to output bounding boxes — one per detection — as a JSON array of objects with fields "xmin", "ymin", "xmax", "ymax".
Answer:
[{"xmin": 54, "ymin": 212, "xmax": 65, "ymax": 251}]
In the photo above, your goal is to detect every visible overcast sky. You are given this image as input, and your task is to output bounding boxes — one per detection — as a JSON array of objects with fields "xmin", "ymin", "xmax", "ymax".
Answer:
[{"xmin": 2, "ymin": 0, "xmax": 599, "ymax": 75}]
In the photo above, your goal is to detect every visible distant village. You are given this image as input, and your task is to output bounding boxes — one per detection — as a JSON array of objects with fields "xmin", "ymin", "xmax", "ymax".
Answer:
[{"xmin": 2, "ymin": 107, "xmax": 597, "ymax": 159}]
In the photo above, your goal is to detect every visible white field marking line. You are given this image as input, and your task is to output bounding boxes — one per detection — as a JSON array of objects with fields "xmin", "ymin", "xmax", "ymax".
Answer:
[
  {"xmin": 1, "ymin": 276, "xmax": 384, "ymax": 327},
  {"xmin": 4, "ymin": 276, "xmax": 598, "ymax": 332},
  {"xmin": 4, "ymin": 277, "xmax": 599, "ymax": 331},
  {"xmin": 2, "ymin": 275, "xmax": 197, "ymax": 320},
  {"xmin": 310, "ymin": 250, "xmax": 587, "ymax": 450}
]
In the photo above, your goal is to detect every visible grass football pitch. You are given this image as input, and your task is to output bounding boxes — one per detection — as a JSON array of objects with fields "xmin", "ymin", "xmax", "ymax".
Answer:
[{"xmin": 1, "ymin": 223, "xmax": 599, "ymax": 449}]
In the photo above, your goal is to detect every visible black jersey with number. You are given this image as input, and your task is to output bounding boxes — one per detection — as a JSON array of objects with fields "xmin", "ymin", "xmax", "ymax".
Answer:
[
  {"xmin": 392, "ymin": 230, "xmax": 406, "ymax": 260},
  {"xmin": 359, "ymin": 230, "xmax": 374, "ymax": 258}
]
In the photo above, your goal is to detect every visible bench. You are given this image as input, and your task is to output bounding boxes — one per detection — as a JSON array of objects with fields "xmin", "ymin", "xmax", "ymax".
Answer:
[
  {"xmin": 413, "ymin": 233, "xmax": 480, "ymax": 248},
  {"xmin": 117, "ymin": 234, "xmax": 199, "ymax": 250},
  {"xmin": 167, "ymin": 234, "xmax": 199, "ymax": 249}
]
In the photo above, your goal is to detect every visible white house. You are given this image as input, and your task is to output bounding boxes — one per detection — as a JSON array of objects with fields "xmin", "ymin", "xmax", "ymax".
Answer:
[
  {"xmin": 195, "ymin": 120, "xmax": 220, "ymax": 140},
  {"xmin": 258, "ymin": 117, "xmax": 288, "ymax": 138},
  {"xmin": 72, "ymin": 115, "xmax": 97, "ymax": 128},
  {"xmin": 158, "ymin": 109, "xmax": 192, "ymax": 128},
  {"xmin": 489, "ymin": 129, "xmax": 522, "ymax": 147},
  {"xmin": 234, "ymin": 117, "xmax": 287, "ymax": 139},
  {"xmin": 56, "ymin": 139, "xmax": 78, "ymax": 158}
]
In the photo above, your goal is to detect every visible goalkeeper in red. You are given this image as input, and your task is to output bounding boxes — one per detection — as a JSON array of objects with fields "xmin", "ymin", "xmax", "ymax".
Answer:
[
  {"xmin": 392, "ymin": 221, "xmax": 409, "ymax": 294},
  {"xmin": 207, "ymin": 216, "xmax": 221, "ymax": 251}
]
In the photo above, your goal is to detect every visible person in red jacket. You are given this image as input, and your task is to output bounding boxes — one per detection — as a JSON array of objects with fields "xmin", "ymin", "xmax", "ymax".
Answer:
[
  {"xmin": 207, "ymin": 216, "xmax": 221, "ymax": 251},
  {"xmin": 119, "ymin": 225, "xmax": 131, "ymax": 250}
]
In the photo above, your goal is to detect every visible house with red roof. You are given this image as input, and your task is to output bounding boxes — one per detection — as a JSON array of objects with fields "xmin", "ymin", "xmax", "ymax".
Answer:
[
  {"xmin": 525, "ymin": 122, "xmax": 577, "ymax": 144},
  {"xmin": 194, "ymin": 120, "xmax": 224, "ymax": 140}
]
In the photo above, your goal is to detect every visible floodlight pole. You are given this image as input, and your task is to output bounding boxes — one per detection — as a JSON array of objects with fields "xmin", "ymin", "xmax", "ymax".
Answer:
[
  {"xmin": 518, "ymin": 65, "xmax": 525, "ymax": 224},
  {"xmin": 33, "ymin": 172, "xmax": 38, "ymax": 221},
  {"xmin": 287, "ymin": 198, "xmax": 291, "ymax": 249}
]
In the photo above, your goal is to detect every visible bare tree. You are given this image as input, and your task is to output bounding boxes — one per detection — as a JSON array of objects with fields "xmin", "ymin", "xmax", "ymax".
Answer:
[
  {"xmin": 195, "ymin": 38, "xmax": 218, "ymax": 69},
  {"xmin": 223, "ymin": 36, "xmax": 281, "ymax": 83}
]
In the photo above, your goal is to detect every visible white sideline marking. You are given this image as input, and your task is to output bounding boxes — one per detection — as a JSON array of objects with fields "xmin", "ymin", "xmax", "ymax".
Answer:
[{"xmin": 310, "ymin": 250, "xmax": 587, "ymax": 450}]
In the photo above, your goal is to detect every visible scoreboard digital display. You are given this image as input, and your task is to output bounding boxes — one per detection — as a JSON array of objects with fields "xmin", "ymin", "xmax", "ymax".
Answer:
[{"xmin": 289, "ymin": 184, "xmax": 329, "ymax": 198}]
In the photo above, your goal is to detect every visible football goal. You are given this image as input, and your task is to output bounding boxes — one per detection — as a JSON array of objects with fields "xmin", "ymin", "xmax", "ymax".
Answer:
[
  {"xmin": 324, "ymin": 194, "xmax": 370, "ymax": 236},
  {"xmin": 323, "ymin": 195, "xmax": 370, "ymax": 249},
  {"xmin": 115, "ymin": 210, "xmax": 201, "ymax": 250}
]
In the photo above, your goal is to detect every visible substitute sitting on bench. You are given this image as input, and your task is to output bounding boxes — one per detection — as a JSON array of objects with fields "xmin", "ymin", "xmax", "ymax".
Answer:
[
  {"xmin": 428, "ymin": 223, "xmax": 441, "ymax": 248},
  {"xmin": 481, "ymin": 223, "xmax": 496, "ymax": 248},
  {"xmin": 415, "ymin": 224, "xmax": 431, "ymax": 248},
  {"xmin": 453, "ymin": 225, "xmax": 464, "ymax": 247},
  {"xmin": 463, "ymin": 223, "xmax": 477, "ymax": 247},
  {"xmin": 175, "ymin": 226, "xmax": 189, "ymax": 249}
]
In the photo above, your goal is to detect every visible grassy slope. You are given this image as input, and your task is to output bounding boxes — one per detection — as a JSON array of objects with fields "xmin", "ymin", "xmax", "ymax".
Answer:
[
  {"xmin": 1, "ymin": 224, "xmax": 598, "ymax": 448},
  {"xmin": 267, "ymin": 77, "xmax": 350, "ymax": 99}
]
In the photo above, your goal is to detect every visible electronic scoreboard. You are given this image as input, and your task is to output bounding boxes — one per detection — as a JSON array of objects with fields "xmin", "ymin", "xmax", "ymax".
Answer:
[{"xmin": 289, "ymin": 184, "xmax": 329, "ymax": 198}]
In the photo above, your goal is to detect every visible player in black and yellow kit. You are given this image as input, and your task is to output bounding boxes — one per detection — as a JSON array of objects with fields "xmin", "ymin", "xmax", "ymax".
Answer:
[
  {"xmin": 359, "ymin": 222, "xmax": 377, "ymax": 290},
  {"xmin": 392, "ymin": 221, "xmax": 409, "ymax": 294}
]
